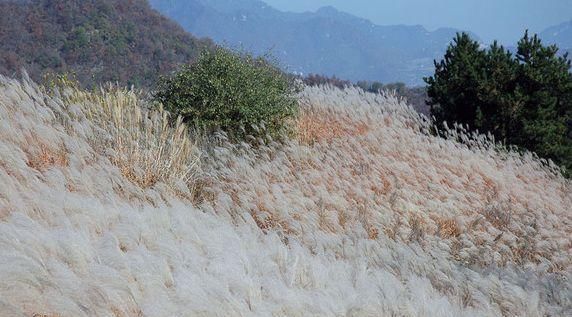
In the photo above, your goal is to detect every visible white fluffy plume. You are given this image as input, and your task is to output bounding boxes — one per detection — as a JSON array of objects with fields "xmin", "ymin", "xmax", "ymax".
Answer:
[{"xmin": 0, "ymin": 76, "xmax": 570, "ymax": 316}]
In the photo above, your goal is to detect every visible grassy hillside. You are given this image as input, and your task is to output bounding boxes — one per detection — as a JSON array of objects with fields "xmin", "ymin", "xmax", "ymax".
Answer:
[
  {"xmin": 0, "ymin": 0, "xmax": 213, "ymax": 88},
  {"xmin": 0, "ymin": 74, "xmax": 569, "ymax": 316}
]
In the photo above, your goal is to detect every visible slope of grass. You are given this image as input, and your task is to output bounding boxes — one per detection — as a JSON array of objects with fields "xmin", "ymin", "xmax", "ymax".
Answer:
[{"xmin": 0, "ymin": 75, "xmax": 570, "ymax": 316}]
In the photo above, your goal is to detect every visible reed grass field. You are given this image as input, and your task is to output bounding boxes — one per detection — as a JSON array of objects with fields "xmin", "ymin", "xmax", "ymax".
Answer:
[{"xmin": 0, "ymin": 75, "xmax": 570, "ymax": 316}]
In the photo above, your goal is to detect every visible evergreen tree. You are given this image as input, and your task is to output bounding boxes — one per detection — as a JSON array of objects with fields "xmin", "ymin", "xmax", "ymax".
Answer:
[
  {"xmin": 514, "ymin": 32, "xmax": 572, "ymax": 169},
  {"xmin": 477, "ymin": 41, "xmax": 519, "ymax": 141},
  {"xmin": 425, "ymin": 33, "xmax": 487, "ymax": 129},
  {"xmin": 425, "ymin": 31, "xmax": 572, "ymax": 175}
]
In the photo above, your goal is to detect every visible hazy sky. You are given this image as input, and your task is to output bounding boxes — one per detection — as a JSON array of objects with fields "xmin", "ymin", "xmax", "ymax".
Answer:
[{"xmin": 262, "ymin": 0, "xmax": 572, "ymax": 44}]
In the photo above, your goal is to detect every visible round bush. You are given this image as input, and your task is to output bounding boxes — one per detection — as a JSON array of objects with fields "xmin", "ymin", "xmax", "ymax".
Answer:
[{"xmin": 154, "ymin": 48, "xmax": 299, "ymax": 140}]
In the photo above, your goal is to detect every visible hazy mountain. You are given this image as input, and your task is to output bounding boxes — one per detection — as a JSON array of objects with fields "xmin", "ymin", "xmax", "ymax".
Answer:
[
  {"xmin": 149, "ymin": 0, "xmax": 477, "ymax": 86},
  {"xmin": 540, "ymin": 19, "xmax": 572, "ymax": 55},
  {"xmin": 0, "ymin": 0, "xmax": 213, "ymax": 87}
]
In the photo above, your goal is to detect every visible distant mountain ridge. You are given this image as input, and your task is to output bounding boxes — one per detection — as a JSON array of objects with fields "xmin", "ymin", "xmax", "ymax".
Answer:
[
  {"xmin": 0, "ymin": 0, "xmax": 213, "ymax": 88},
  {"xmin": 540, "ymin": 19, "xmax": 572, "ymax": 55},
  {"xmin": 149, "ymin": 0, "xmax": 478, "ymax": 85}
]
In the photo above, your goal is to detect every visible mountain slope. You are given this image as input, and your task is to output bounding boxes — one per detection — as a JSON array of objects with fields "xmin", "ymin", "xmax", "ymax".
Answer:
[
  {"xmin": 0, "ymin": 0, "xmax": 213, "ymax": 87},
  {"xmin": 0, "ymin": 75, "xmax": 570, "ymax": 316},
  {"xmin": 149, "ymin": 0, "xmax": 476, "ymax": 85},
  {"xmin": 540, "ymin": 19, "xmax": 572, "ymax": 55}
]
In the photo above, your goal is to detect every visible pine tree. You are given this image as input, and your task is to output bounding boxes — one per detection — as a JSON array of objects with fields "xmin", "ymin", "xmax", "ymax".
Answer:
[
  {"xmin": 476, "ymin": 41, "xmax": 519, "ymax": 141},
  {"xmin": 424, "ymin": 33, "xmax": 487, "ymax": 129},
  {"xmin": 514, "ymin": 31, "xmax": 572, "ymax": 171},
  {"xmin": 425, "ymin": 31, "xmax": 572, "ymax": 175}
]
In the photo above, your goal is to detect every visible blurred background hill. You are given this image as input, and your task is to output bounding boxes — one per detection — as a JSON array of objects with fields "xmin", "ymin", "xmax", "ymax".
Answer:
[
  {"xmin": 0, "ymin": 0, "xmax": 213, "ymax": 88},
  {"xmin": 149, "ymin": 0, "xmax": 477, "ymax": 86}
]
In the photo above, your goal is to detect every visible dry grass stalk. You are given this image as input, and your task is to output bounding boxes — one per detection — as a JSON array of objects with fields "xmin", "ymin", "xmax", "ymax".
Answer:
[
  {"xmin": 408, "ymin": 215, "xmax": 425, "ymax": 243},
  {"xmin": 368, "ymin": 227, "xmax": 380, "ymax": 240},
  {"xmin": 296, "ymin": 107, "xmax": 368, "ymax": 144},
  {"xmin": 252, "ymin": 212, "xmax": 293, "ymax": 235},
  {"xmin": 65, "ymin": 87, "xmax": 201, "ymax": 191},
  {"xmin": 482, "ymin": 203, "xmax": 511, "ymax": 230},
  {"xmin": 25, "ymin": 142, "xmax": 69, "ymax": 172},
  {"xmin": 437, "ymin": 218, "xmax": 461, "ymax": 238}
]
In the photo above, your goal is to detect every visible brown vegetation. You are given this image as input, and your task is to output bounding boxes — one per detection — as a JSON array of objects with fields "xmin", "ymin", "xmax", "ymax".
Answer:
[
  {"xmin": 25, "ymin": 143, "xmax": 69, "ymax": 172},
  {"xmin": 0, "ymin": 0, "xmax": 213, "ymax": 88},
  {"xmin": 296, "ymin": 108, "xmax": 369, "ymax": 144}
]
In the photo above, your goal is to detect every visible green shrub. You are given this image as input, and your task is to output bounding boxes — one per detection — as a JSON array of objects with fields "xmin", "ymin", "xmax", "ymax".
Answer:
[{"xmin": 154, "ymin": 47, "xmax": 299, "ymax": 141}]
